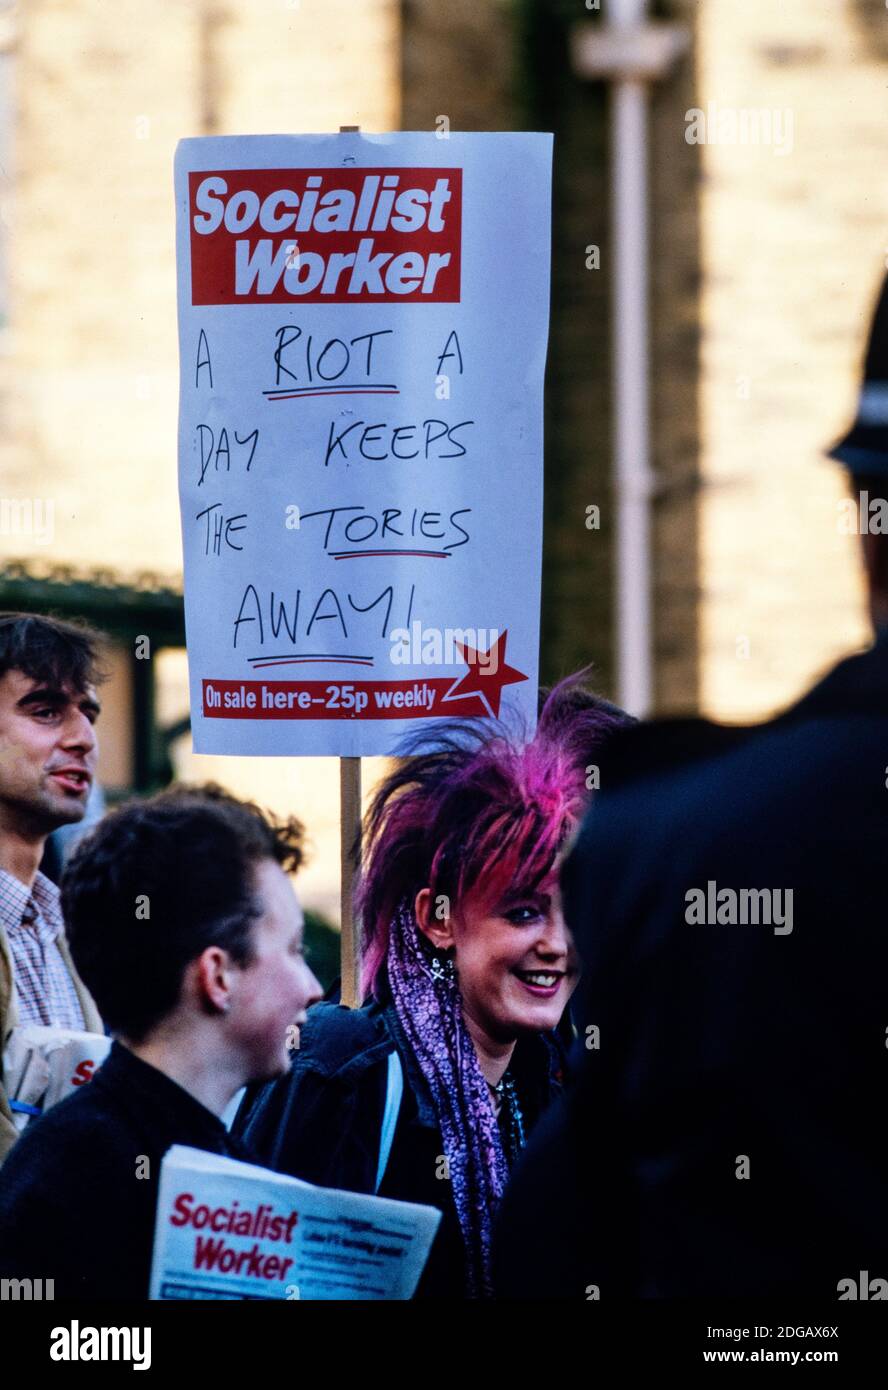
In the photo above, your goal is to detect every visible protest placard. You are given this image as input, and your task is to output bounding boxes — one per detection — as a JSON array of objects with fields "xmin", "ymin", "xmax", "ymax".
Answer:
[
  {"xmin": 149, "ymin": 1145, "xmax": 441, "ymax": 1300},
  {"xmin": 174, "ymin": 131, "xmax": 552, "ymax": 757}
]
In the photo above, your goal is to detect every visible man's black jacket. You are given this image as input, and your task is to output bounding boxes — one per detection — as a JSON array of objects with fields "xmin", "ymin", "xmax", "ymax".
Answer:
[
  {"xmin": 0, "ymin": 1042, "xmax": 251, "ymax": 1299},
  {"xmin": 495, "ymin": 633, "xmax": 888, "ymax": 1298}
]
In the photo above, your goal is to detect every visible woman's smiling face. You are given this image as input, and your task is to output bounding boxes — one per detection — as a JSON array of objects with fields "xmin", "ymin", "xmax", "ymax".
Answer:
[{"xmin": 416, "ymin": 881, "xmax": 580, "ymax": 1044}]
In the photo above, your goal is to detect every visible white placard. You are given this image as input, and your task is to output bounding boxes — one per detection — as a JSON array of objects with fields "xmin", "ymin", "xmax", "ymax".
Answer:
[{"xmin": 174, "ymin": 132, "xmax": 551, "ymax": 755}]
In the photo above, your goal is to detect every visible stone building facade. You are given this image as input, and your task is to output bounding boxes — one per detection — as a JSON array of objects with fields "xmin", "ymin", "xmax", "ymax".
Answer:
[{"xmin": 0, "ymin": 0, "xmax": 884, "ymax": 915}]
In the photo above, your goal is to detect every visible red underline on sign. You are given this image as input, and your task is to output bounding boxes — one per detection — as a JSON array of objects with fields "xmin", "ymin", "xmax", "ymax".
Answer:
[
  {"xmin": 330, "ymin": 549, "xmax": 450, "ymax": 560},
  {"xmin": 249, "ymin": 657, "xmax": 375, "ymax": 670},
  {"xmin": 263, "ymin": 387, "xmax": 400, "ymax": 401}
]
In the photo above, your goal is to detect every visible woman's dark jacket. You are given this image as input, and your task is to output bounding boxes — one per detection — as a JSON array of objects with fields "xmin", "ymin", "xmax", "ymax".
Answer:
[{"xmin": 234, "ymin": 996, "xmax": 567, "ymax": 1298}]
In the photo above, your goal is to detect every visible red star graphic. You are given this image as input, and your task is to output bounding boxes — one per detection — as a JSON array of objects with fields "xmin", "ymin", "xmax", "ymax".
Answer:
[{"xmin": 440, "ymin": 630, "xmax": 529, "ymax": 718}]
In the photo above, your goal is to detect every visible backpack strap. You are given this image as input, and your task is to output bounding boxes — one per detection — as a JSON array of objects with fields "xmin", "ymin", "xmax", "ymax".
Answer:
[{"xmin": 375, "ymin": 1048, "xmax": 404, "ymax": 1193}]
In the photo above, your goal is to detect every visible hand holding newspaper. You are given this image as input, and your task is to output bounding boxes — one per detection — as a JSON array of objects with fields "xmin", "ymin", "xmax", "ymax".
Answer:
[
  {"xmin": 150, "ymin": 1145, "xmax": 442, "ymax": 1300},
  {"xmin": 3, "ymin": 1026, "xmax": 111, "ymax": 1131}
]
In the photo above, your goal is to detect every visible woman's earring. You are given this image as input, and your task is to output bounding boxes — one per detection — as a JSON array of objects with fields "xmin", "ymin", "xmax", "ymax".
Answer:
[{"xmin": 429, "ymin": 949, "xmax": 457, "ymax": 984}]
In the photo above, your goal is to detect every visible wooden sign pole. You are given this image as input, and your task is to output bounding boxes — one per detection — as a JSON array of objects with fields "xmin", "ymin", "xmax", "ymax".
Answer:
[
  {"xmin": 338, "ymin": 125, "xmax": 363, "ymax": 1009},
  {"xmin": 339, "ymin": 755, "xmax": 362, "ymax": 1007}
]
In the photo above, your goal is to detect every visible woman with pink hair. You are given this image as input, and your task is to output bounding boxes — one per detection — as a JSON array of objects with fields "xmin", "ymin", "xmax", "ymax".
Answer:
[{"xmin": 237, "ymin": 678, "xmax": 632, "ymax": 1297}]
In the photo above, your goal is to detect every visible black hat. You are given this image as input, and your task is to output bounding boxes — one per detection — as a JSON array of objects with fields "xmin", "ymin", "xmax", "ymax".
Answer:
[{"xmin": 829, "ymin": 276, "xmax": 888, "ymax": 475}]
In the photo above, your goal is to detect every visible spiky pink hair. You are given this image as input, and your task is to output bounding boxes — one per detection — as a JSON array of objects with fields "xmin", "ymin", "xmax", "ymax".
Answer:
[{"xmin": 357, "ymin": 674, "xmax": 632, "ymax": 997}]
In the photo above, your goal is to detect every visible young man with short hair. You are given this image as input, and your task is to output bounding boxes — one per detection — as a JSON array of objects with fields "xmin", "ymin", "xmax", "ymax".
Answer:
[
  {"xmin": 0, "ymin": 785, "xmax": 322, "ymax": 1299},
  {"xmin": 0, "ymin": 612, "xmax": 105, "ymax": 1161}
]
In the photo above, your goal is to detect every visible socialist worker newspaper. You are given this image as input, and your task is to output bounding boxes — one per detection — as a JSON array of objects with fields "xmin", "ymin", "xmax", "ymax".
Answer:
[{"xmin": 149, "ymin": 1146, "xmax": 441, "ymax": 1300}]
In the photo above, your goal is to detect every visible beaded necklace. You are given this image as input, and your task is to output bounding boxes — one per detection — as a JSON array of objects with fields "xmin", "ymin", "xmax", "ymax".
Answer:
[{"xmin": 489, "ymin": 1071, "xmax": 526, "ymax": 1170}]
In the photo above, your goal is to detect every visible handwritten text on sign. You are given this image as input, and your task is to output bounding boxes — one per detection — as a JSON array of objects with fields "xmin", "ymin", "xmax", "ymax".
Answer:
[{"xmin": 174, "ymin": 133, "xmax": 552, "ymax": 756}]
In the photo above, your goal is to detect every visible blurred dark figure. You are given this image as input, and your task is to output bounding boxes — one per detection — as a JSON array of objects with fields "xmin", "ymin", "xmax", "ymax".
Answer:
[{"xmin": 494, "ymin": 278, "xmax": 888, "ymax": 1299}]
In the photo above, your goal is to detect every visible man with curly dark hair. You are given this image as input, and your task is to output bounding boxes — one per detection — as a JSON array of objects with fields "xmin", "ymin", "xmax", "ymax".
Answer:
[
  {"xmin": 0, "ymin": 612, "xmax": 106, "ymax": 1162},
  {"xmin": 0, "ymin": 784, "xmax": 321, "ymax": 1299}
]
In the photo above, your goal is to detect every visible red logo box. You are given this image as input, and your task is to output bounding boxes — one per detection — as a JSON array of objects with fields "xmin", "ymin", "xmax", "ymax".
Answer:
[{"xmin": 188, "ymin": 167, "xmax": 462, "ymax": 305}]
